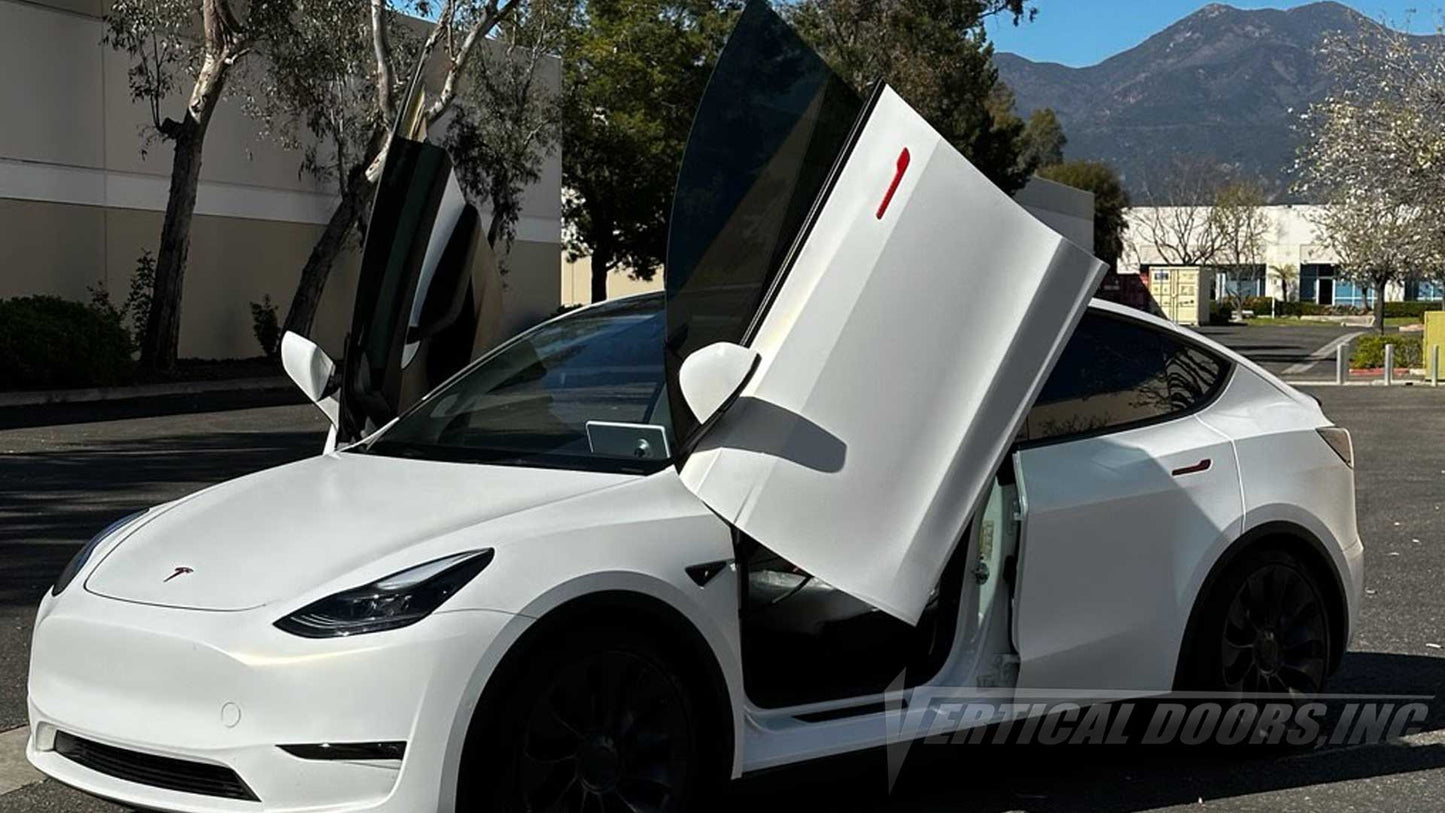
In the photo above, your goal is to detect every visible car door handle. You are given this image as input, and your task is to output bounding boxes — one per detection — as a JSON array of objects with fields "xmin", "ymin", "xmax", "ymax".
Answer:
[{"xmin": 1171, "ymin": 459, "xmax": 1212, "ymax": 477}]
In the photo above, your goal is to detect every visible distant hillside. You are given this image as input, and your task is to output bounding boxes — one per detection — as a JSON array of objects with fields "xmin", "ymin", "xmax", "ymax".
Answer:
[{"xmin": 995, "ymin": 2, "xmax": 1413, "ymax": 201}]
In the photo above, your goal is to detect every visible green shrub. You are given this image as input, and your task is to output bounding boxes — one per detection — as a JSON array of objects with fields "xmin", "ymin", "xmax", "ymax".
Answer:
[
  {"xmin": 1240, "ymin": 296, "xmax": 1274, "ymax": 313},
  {"xmin": 1274, "ymin": 301, "xmax": 1327, "ymax": 317},
  {"xmin": 0, "ymin": 296, "xmax": 135, "ymax": 389},
  {"xmin": 1383, "ymin": 301, "xmax": 1443, "ymax": 319},
  {"xmin": 1351, "ymin": 334, "xmax": 1423, "ymax": 369},
  {"xmin": 249, "ymin": 295, "xmax": 281, "ymax": 359},
  {"xmin": 1208, "ymin": 301, "xmax": 1234, "ymax": 325}
]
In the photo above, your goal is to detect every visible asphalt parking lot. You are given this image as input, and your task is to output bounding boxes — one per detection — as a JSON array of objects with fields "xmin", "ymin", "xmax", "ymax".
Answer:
[
  {"xmin": 2, "ymin": 331, "xmax": 1443, "ymax": 811},
  {"xmin": 1194, "ymin": 323, "xmax": 1365, "ymax": 378}
]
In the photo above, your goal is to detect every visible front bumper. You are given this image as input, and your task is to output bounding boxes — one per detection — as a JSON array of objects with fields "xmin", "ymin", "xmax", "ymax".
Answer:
[{"xmin": 27, "ymin": 588, "xmax": 520, "ymax": 812}]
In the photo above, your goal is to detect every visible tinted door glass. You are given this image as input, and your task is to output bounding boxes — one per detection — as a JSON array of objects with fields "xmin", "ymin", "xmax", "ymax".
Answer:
[
  {"xmin": 1022, "ymin": 313, "xmax": 1228, "ymax": 441},
  {"xmin": 664, "ymin": 1, "xmax": 862, "ymax": 442}
]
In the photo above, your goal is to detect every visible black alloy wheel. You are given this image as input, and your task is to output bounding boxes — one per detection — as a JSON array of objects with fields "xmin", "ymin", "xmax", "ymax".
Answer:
[
  {"xmin": 465, "ymin": 623, "xmax": 708, "ymax": 813},
  {"xmin": 1219, "ymin": 559, "xmax": 1330, "ymax": 694}
]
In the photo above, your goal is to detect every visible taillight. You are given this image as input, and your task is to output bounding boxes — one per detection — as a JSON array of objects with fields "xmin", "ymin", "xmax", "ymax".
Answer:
[{"xmin": 1317, "ymin": 426, "xmax": 1353, "ymax": 469}]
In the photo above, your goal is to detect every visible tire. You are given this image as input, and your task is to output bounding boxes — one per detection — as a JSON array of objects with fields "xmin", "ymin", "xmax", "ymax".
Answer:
[
  {"xmin": 461, "ymin": 622, "xmax": 710, "ymax": 813},
  {"xmin": 1179, "ymin": 546, "xmax": 1333, "ymax": 695}
]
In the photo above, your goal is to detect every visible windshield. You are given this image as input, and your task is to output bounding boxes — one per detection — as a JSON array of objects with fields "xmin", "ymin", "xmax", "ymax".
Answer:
[{"xmin": 359, "ymin": 294, "xmax": 672, "ymax": 473}]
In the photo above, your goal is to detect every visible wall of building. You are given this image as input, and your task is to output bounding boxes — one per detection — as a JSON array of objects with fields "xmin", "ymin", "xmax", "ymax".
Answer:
[
  {"xmin": 0, "ymin": 0, "xmax": 561, "ymax": 360},
  {"xmin": 560, "ymin": 175, "xmax": 1097, "ymax": 307}
]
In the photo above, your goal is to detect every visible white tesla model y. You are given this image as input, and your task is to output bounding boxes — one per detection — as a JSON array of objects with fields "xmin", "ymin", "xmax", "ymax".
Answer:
[{"xmin": 27, "ymin": 4, "xmax": 1361, "ymax": 811}]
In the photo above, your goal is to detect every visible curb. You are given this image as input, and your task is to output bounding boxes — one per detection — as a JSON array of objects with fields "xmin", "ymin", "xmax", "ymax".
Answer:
[
  {"xmin": 0, "ymin": 376, "xmax": 291, "ymax": 408},
  {"xmin": 0, "ymin": 726, "xmax": 43, "ymax": 796}
]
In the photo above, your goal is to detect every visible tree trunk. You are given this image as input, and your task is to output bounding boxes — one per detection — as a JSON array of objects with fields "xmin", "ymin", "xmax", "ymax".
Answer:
[
  {"xmin": 138, "ymin": 52, "xmax": 229, "ymax": 372},
  {"xmin": 139, "ymin": 117, "xmax": 209, "ymax": 371},
  {"xmin": 590, "ymin": 243, "xmax": 614, "ymax": 304},
  {"xmin": 283, "ymin": 171, "xmax": 377, "ymax": 337},
  {"xmin": 1375, "ymin": 279, "xmax": 1388, "ymax": 334}
]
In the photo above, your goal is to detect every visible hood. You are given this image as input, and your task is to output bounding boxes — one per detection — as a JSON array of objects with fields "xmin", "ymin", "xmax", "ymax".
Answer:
[{"xmin": 85, "ymin": 452, "xmax": 633, "ymax": 611}]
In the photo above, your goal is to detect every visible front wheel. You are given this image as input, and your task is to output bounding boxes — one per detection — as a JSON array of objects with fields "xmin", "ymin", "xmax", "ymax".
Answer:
[{"xmin": 463, "ymin": 624, "xmax": 708, "ymax": 812}]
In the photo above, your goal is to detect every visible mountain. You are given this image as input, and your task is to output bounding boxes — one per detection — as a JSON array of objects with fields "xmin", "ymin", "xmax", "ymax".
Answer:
[{"xmin": 995, "ymin": 2, "xmax": 1395, "ymax": 200}]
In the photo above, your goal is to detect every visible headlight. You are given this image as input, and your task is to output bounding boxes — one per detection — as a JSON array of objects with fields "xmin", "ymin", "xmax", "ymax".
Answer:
[
  {"xmin": 53, "ymin": 510, "xmax": 146, "ymax": 597},
  {"xmin": 274, "ymin": 549, "xmax": 494, "ymax": 638}
]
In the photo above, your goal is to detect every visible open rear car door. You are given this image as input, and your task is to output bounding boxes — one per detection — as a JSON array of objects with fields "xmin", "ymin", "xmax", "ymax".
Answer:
[{"xmin": 666, "ymin": 3, "xmax": 1107, "ymax": 624}]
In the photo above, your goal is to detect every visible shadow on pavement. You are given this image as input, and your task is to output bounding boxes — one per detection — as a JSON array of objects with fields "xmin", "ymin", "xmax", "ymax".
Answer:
[
  {"xmin": 727, "ymin": 651, "xmax": 1445, "ymax": 811},
  {"xmin": 0, "ymin": 389, "xmax": 305, "ymax": 431}
]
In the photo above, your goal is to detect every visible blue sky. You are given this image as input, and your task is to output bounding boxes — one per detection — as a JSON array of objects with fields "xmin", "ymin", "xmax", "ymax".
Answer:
[{"xmin": 986, "ymin": 1, "xmax": 1439, "ymax": 66}]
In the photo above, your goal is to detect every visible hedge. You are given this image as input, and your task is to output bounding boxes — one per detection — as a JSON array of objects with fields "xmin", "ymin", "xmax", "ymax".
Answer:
[
  {"xmin": 1382, "ymin": 301, "xmax": 1443, "ymax": 319},
  {"xmin": 1351, "ymin": 334, "xmax": 1423, "ymax": 369},
  {"xmin": 0, "ymin": 296, "xmax": 134, "ymax": 389}
]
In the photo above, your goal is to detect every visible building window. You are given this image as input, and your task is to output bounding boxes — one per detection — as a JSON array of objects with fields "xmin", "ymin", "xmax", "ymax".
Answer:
[
  {"xmin": 1220, "ymin": 265, "xmax": 1265, "ymax": 299},
  {"xmin": 1301, "ymin": 264, "xmax": 1336, "ymax": 304},
  {"xmin": 1405, "ymin": 280, "xmax": 1444, "ymax": 302},
  {"xmin": 1335, "ymin": 280, "xmax": 1370, "ymax": 308}
]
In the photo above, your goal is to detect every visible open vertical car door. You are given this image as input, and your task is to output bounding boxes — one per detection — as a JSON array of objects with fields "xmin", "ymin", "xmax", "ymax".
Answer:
[
  {"xmin": 666, "ymin": 3, "xmax": 1107, "ymax": 625},
  {"xmin": 335, "ymin": 105, "xmax": 505, "ymax": 444}
]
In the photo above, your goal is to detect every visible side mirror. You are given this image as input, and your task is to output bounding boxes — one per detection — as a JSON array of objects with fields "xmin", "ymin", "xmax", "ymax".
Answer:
[
  {"xmin": 679, "ymin": 342, "xmax": 760, "ymax": 425},
  {"xmin": 281, "ymin": 331, "xmax": 340, "ymax": 429}
]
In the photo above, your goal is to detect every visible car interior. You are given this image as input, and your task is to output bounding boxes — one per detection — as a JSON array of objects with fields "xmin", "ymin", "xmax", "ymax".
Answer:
[{"xmin": 737, "ymin": 464, "xmax": 1020, "ymax": 709}]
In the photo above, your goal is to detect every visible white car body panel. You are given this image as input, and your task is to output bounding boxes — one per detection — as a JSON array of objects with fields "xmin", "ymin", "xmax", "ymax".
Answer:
[
  {"xmin": 681, "ymin": 87, "xmax": 1105, "ymax": 624},
  {"xmin": 1014, "ymin": 413, "xmax": 1243, "ymax": 692}
]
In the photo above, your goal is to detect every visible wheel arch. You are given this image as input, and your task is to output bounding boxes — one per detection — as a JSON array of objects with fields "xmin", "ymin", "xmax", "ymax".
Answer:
[
  {"xmin": 459, "ymin": 588, "xmax": 740, "ymax": 790},
  {"xmin": 1174, "ymin": 520, "xmax": 1350, "ymax": 686}
]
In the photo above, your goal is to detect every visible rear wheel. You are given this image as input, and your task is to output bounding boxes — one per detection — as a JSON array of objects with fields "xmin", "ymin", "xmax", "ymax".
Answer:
[
  {"xmin": 464, "ymin": 624, "xmax": 708, "ymax": 812},
  {"xmin": 1182, "ymin": 547, "xmax": 1332, "ymax": 694}
]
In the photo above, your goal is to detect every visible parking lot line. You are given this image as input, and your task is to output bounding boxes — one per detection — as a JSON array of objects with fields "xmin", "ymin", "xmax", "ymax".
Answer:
[
  {"xmin": 1282, "ymin": 331, "xmax": 1365, "ymax": 377},
  {"xmin": 0, "ymin": 727, "xmax": 42, "ymax": 797}
]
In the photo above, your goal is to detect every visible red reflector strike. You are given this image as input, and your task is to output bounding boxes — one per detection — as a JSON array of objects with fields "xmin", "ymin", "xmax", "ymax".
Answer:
[{"xmin": 876, "ymin": 147, "xmax": 910, "ymax": 220}]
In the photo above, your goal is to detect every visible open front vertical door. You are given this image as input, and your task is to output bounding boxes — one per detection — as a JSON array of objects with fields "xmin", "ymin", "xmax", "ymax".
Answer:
[
  {"xmin": 336, "ymin": 135, "xmax": 504, "ymax": 445},
  {"xmin": 666, "ymin": 3, "xmax": 1106, "ymax": 625}
]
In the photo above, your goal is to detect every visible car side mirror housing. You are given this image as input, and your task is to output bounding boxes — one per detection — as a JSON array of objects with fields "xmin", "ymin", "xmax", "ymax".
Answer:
[
  {"xmin": 679, "ymin": 342, "xmax": 760, "ymax": 425},
  {"xmin": 281, "ymin": 331, "xmax": 340, "ymax": 434}
]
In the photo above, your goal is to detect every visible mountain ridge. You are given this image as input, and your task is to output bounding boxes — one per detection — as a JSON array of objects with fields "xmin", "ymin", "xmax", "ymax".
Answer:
[{"xmin": 994, "ymin": 1, "xmax": 1415, "ymax": 199}]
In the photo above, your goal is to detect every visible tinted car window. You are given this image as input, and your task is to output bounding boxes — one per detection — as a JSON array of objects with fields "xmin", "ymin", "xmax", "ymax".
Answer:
[
  {"xmin": 1022, "ymin": 312, "xmax": 1229, "ymax": 442},
  {"xmin": 361, "ymin": 294, "xmax": 671, "ymax": 472}
]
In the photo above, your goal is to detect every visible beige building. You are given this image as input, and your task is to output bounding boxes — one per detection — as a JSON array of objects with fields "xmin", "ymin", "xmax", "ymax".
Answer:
[
  {"xmin": 0, "ymin": 0, "xmax": 562, "ymax": 361},
  {"xmin": 1123, "ymin": 204, "xmax": 1444, "ymax": 306}
]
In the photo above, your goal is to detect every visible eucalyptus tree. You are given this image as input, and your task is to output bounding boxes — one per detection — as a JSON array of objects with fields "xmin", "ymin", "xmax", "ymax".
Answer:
[
  {"xmin": 105, "ymin": 0, "xmax": 294, "ymax": 369},
  {"xmin": 265, "ymin": 0, "xmax": 526, "ymax": 337}
]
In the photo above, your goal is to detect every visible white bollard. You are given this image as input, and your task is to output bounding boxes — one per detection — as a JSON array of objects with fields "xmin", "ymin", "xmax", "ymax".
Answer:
[
  {"xmin": 1384, "ymin": 343, "xmax": 1395, "ymax": 386},
  {"xmin": 1337, "ymin": 344, "xmax": 1347, "ymax": 385}
]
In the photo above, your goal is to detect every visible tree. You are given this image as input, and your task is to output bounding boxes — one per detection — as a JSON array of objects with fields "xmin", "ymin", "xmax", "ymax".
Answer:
[
  {"xmin": 1270, "ymin": 263, "xmax": 1299, "ymax": 302},
  {"xmin": 1209, "ymin": 177, "xmax": 1270, "ymax": 302},
  {"xmin": 105, "ymin": 0, "xmax": 294, "ymax": 370},
  {"xmin": 1295, "ymin": 21, "xmax": 1445, "ymax": 330},
  {"xmin": 445, "ymin": 0, "xmax": 570, "ymax": 255},
  {"xmin": 1309, "ymin": 195, "xmax": 1437, "ymax": 333},
  {"xmin": 787, "ymin": 0, "xmax": 1037, "ymax": 194},
  {"xmin": 1037, "ymin": 160, "xmax": 1129, "ymax": 270},
  {"xmin": 265, "ymin": 0, "xmax": 525, "ymax": 338},
  {"xmin": 1132, "ymin": 158, "xmax": 1231, "ymax": 267},
  {"xmin": 562, "ymin": 0, "xmax": 739, "ymax": 303},
  {"xmin": 1018, "ymin": 107, "xmax": 1066, "ymax": 171}
]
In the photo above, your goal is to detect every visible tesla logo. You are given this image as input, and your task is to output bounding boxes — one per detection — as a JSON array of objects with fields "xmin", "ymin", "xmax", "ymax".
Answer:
[{"xmin": 163, "ymin": 566, "xmax": 194, "ymax": 583}]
